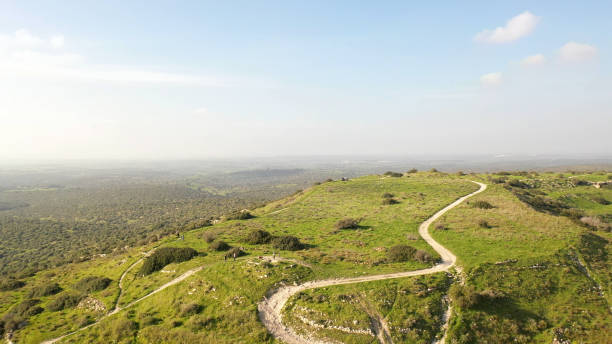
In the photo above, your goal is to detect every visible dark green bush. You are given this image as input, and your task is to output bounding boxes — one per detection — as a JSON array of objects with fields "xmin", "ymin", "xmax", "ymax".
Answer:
[
  {"xmin": 74, "ymin": 276, "xmax": 112, "ymax": 293},
  {"xmin": 388, "ymin": 245, "xmax": 417, "ymax": 262},
  {"xmin": 47, "ymin": 292, "xmax": 84, "ymax": 311},
  {"xmin": 209, "ymin": 240, "xmax": 230, "ymax": 251},
  {"xmin": 382, "ymin": 192, "xmax": 394, "ymax": 198},
  {"xmin": 471, "ymin": 200, "xmax": 494, "ymax": 209},
  {"xmin": 225, "ymin": 247, "xmax": 246, "ymax": 259},
  {"xmin": 139, "ymin": 247, "xmax": 199, "ymax": 275},
  {"xmin": 335, "ymin": 218, "xmax": 359, "ymax": 229},
  {"xmin": 0, "ymin": 279, "xmax": 25, "ymax": 291},
  {"xmin": 382, "ymin": 198, "xmax": 399, "ymax": 205},
  {"xmin": 11, "ymin": 299, "xmax": 43, "ymax": 317},
  {"xmin": 592, "ymin": 196, "xmax": 610, "ymax": 205},
  {"xmin": 571, "ymin": 179, "xmax": 590, "ymax": 186},
  {"xmin": 246, "ymin": 230, "xmax": 272, "ymax": 244},
  {"xmin": 179, "ymin": 303, "xmax": 203, "ymax": 317},
  {"xmin": 478, "ymin": 219, "xmax": 491, "ymax": 228},
  {"xmin": 226, "ymin": 211, "xmax": 254, "ymax": 220},
  {"xmin": 429, "ymin": 168, "xmax": 439, "ymax": 172},
  {"xmin": 383, "ymin": 171, "xmax": 403, "ymax": 177},
  {"xmin": 507, "ymin": 180, "xmax": 530, "ymax": 188},
  {"xmin": 413, "ymin": 249, "xmax": 432, "ymax": 263},
  {"xmin": 28, "ymin": 282, "xmax": 62, "ymax": 298},
  {"xmin": 272, "ymin": 236, "xmax": 304, "ymax": 251},
  {"xmin": 202, "ymin": 231, "xmax": 216, "ymax": 243},
  {"xmin": 449, "ymin": 284, "xmax": 478, "ymax": 308},
  {"xmin": 407, "ymin": 168, "xmax": 418, "ymax": 173}
]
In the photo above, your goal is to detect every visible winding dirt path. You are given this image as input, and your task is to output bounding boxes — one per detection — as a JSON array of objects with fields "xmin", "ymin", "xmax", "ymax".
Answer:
[
  {"xmin": 257, "ymin": 181, "xmax": 487, "ymax": 344},
  {"xmin": 41, "ymin": 259, "xmax": 204, "ymax": 344}
]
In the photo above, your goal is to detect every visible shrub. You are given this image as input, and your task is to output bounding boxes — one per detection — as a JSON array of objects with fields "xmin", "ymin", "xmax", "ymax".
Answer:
[
  {"xmin": 382, "ymin": 192, "xmax": 394, "ymax": 198},
  {"xmin": 246, "ymin": 230, "xmax": 272, "ymax": 244},
  {"xmin": 209, "ymin": 240, "xmax": 230, "ymax": 251},
  {"xmin": 560, "ymin": 208, "xmax": 585, "ymax": 220},
  {"xmin": 471, "ymin": 200, "xmax": 494, "ymax": 209},
  {"xmin": 47, "ymin": 292, "xmax": 84, "ymax": 311},
  {"xmin": 429, "ymin": 168, "xmax": 438, "ymax": 172},
  {"xmin": 335, "ymin": 218, "xmax": 359, "ymax": 230},
  {"xmin": 111, "ymin": 317, "xmax": 138, "ymax": 341},
  {"xmin": 11, "ymin": 299, "xmax": 44, "ymax": 317},
  {"xmin": 490, "ymin": 177, "xmax": 507, "ymax": 184},
  {"xmin": 571, "ymin": 179, "xmax": 590, "ymax": 186},
  {"xmin": 74, "ymin": 276, "xmax": 112, "ymax": 293},
  {"xmin": 202, "ymin": 232, "xmax": 216, "ymax": 243},
  {"xmin": 435, "ymin": 223, "xmax": 447, "ymax": 230},
  {"xmin": 478, "ymin": 219, "xmax": 491, "ymax": 228},
  {"xmin": 592, "ymin": 196, "xmax": 610, "ymax": 205},
  {"xmin": 225, "ymin": 247, "xmax": 246, "ymax": 259},
  {"xmin": 139, "ymin": 247, "xmax": 199, "ymax": 275},
  {"xmin": 407, "ymin": 168, "xmax": 418, "ymax": 173},
  {"xmin": 388, "ymin": 245, "xmax": 417, "ymax": 262},
  {"xmin": 449, "ymin": 284, "xmax": 478, "ymax": 308},
  {"xmin": 580, "ymin": 216, "xmax": 611, "ymax": 231},
  {"xmin": 382, "ymin": 198, "xmax": 399, "ymax": 205},
  {"xmin": 272, "ymin": 236, "xmax": 304, "ymax": 251},
  {"xmin": 179, "ymin": 303, "xmax": 203, "ymax": 317},
  {"xmin": 0, "ymin": 279, "xmax": 25, "ymax": 291},
  {"xmin": 507, "ymin": 180, "xmax": 529, "ymax": 188},
  {"xmin": 413, "ymin": 249, "xmax": 432, "ymax": 263},
  {"xmin": 28, "ymin": 282, "xmax": 62, "ymax": 298},
  {"xmin": 383, "ymin": 171, "xmax": 403, "ymax": 177},
  {"xmin": 226, "ymin": 211, "xmax": 255, "ymax": 220},
  {"xmin": 456, "ymin": 171, "xmax": 466, "ymax": 176}
]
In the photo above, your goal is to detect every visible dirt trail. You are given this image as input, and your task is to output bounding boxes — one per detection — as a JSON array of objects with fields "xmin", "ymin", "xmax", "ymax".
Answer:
[
  {"xmin": 257, "ymin": 181, "xmax": 487, "ymax": 344},
  {"xmin": 41, "ymin": 261, "xmax": 204, "ymax": 344}
]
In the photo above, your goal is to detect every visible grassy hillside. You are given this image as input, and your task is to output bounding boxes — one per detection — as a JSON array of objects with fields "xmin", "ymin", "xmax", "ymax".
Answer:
[{"xmin": 1, "ymin": 171, "xmax": 610, "ymax": 343}]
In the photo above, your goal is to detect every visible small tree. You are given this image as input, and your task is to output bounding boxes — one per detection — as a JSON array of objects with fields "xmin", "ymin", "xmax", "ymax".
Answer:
[{"xmin": 209, "ymin": 240, "xmax": 230, "ymax": 251}]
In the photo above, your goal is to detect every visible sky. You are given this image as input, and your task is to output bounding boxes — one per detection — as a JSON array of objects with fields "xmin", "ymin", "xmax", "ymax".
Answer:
[{"xmin": 0, "ymin": 1, "xmax": 610, "ymax": 160}]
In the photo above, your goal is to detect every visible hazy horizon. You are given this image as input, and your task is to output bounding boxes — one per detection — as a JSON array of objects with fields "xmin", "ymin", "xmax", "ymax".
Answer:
[{"xmin": 1, "ymin": 1, "xmax": 611, "ymax": 160}]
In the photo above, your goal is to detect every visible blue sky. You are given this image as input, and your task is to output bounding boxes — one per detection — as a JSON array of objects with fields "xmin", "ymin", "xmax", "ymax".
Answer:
[{"xmin": 0, "ymin": 1, "xmax": 610, "ymax": 159}]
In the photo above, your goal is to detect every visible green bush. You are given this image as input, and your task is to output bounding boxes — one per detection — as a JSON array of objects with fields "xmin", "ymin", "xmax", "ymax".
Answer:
[
  {"xmin": 0, "ymin": 279, "xmax": 25, "ymax": 291},
  {"xmin": 478, "ymin": 219, "xmax": 491, "ymax": 228},
  {"xmin": 139, "ymin": 247, "xmax": 199, "ymax": 275},
  {"xmin": 592, "ymin": 196, "xmax": 610, "ymax": 205},
  {"xmin": 47, "ymin": 292, "xmax": 84, "ymax": 311},
  {"xmin": 429, "ymin": 168, "xmax": 439, "ymax": 172},
  {"xmin": 382, "ymin": 198, "xmax": 399, "ymax": 205},
  {"xmin": 507, "ymin": 180, "xmax": 530, "ymax": 188},
  {"xmin": 272, "ymin": 235, "xmax": 304, "ymax": 251},
  {"xmin": 382, "ymin": 192, "xmax": 394, "ymax": 198},
  {"xmin": 226, "ymin": 211, "xmax": 254, "ymax": 220},
  {"xmin": 110, "ymin": 317, "xmax": 138, "ymax": 341},
  {"xmin": 471, "ymin": 200, "xmax": 494, "ymax": 209},
  {"xmin": 413, "ymin": 249, "xmax": 432, "ymax": 263},
  {"xmin": 11, "ymin": 299, "xmax": 43, "ymax": 317},
  {"xmin": 246, "ymin": 230, "xmax": 271, "ymax": 244},
  {"xmin": 571, "ymin": 179, "xmax": 590, "ymax": 186},
  {"xmin": 449, "ymin": 284, "xmax": 478, "ymax": 308},
  {"xmin": 209, "ymin": 240, "xmax": 230, "ymax": 251},
  {"xmin": 335, "ymin": 218, "xmax": 360, "ymax": 229},
  {"xmin": 202, "ymin": 231, "xmax": 216, "ymax": 243},
  {"xmin": 388, "ymin": 245, "xmax": 417, "ymax": 262},
  {"xmin": 383, "ymin": 171, "xmax": 403, "ymax": 177},
  {"xmin": 74, "ymin": 276, "xmax": 112, "ymax": 293},
  {"xmin": 407, "ymin": 168, "xmax": 418, "ymax": 173},
  {"xmin": 179, "ymin": 303, "xmax": 203, "ymax": 317},
  {"xmin": 225, "ymin": 247, "xmax": 246, "ymax": 259},
  {"xmin": 28, "ymin": 282, "xmax": 62, "ymax": 298}
]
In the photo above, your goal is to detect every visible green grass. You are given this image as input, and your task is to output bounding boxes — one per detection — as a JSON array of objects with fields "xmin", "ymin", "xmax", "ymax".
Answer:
[{"xmin": 3, "ymin": 171, "xmax": 610, "ymax": 343}]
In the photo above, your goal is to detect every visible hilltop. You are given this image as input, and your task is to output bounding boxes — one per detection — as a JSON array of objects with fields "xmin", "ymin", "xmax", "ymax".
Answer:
[{"xmin": 1, "ymin": 171, "xmax": 610, "ymax": 343}]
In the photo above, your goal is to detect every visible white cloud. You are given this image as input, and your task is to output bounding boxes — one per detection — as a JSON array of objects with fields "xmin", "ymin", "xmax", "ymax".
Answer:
[
  {"xmin": 0, "ymin": 29, "xmax": 231, "ymax": 86},
  {"xmin": 480, "ymin": 72, "xmax": 502, "ymax": 86},
  {"xmin": 559, "ymin": 42, "xmax": 598, "ymax": 62},
  {"xmin": 474, "ymin": 11, "xmax": 539, "ymax": 43},
  {"xmin": 521, "ymin": 54, "xmax": 546, "ymax": 66},
  {"xmin": 50, "ymin": 35, "xmax": 65, "ymax": 48},
  {"xmin": 194, "ymin": 107, "xmax": 208, "ymax": 114}
]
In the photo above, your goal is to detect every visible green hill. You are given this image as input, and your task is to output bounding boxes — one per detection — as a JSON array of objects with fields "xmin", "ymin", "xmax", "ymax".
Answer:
[{"xmin": 1, "ymin": 171, "xmax": 610, "ymax": 343}]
